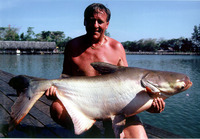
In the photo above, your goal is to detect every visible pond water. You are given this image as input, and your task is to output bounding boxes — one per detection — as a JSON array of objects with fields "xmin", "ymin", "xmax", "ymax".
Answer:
[{"xmin": 0, "ymin": 54, "xmax": 199, "ymax": 138}]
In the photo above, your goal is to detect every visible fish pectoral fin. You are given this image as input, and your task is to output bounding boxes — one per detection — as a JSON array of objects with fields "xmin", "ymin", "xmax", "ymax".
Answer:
[
  {"xmin": 90, "ymin": 62, "xmax": 124, "ymax": 75},
  {"xmin": 9, "ymin": 91, "xmax": 44, "ymax": 131},
  {"xmin": 141, "ymin": 78, "xmax": 160, "ymax": 96},
  {"xmin": 111, "ymin": 115, "xmax": 126, "ymax": 138},
  {"xmin": 56, "ymin": 94, "xmax": 95, "ymax": 135}
]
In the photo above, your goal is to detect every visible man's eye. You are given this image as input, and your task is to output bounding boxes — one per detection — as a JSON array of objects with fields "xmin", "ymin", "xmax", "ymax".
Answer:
[
  {"xmin": 89, "ymin": 19, "xmax": 95, "ymax": 23},
  {"xmin": 87, "ymin": 19, "xmax": 95, "ymax": 23},
  {"xmin": 98, "ymin": 20, "xmax": 104, "ymax": 24}
]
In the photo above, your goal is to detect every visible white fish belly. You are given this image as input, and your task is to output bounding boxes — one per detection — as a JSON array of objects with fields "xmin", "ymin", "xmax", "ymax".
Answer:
[{"xmin": 53, "ymin": 77, "xmax": 150, "ymax": 119}]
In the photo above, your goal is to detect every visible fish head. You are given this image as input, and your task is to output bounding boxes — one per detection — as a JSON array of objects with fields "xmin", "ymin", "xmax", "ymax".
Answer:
[{"xmin": 142, "ymin": 71, "xmax": 192, "ymax": 99}]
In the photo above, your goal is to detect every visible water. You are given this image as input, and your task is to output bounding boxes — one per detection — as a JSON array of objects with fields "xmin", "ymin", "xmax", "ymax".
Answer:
[
  {"xmin": 0, "ymin": 54, "xmax": 64, "ymax": 79},
  {"xmin": 0, "ymin": 54, "xmax": 199, "ymax": 138},
  {"xmin": 126, "ymin": 55, "xmax": 200, "ymax": 138}
]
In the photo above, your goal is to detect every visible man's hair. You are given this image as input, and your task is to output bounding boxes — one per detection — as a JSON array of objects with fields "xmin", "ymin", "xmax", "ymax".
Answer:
[{"xmin": 84, "ymin": 3, "xmax": 111, "ymax": 22}]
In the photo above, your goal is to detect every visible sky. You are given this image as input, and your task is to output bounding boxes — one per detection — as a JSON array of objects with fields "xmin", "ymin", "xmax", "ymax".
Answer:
[{"xmin": 0, "ymin": 0, "xmax": 200, "ymax": 42}]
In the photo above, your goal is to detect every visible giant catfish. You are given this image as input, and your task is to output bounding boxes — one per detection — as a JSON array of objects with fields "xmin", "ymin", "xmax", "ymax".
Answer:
[{"xmin": 8, "ymin": 62, "xmax": 192, "ymax": 137}]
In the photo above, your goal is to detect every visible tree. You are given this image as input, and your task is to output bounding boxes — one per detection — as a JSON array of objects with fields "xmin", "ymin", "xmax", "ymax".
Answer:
[
  {"xmin": 3, "ymin": 26, "xmax": 19, "ymax": 41},
  {"xmin": 57, "ymin": 36, "xmax": 72, "ymax": 51},
  {"xmin": 25, "ymin": 27, "xmax": 35, "ymax": 41},
  {"xmin": 20, "ymin": 33, "xmax": 25, "ymax": 41},
  {"xmin": 122, "ymin": 41, "xmax": 133, "ymax": 51},
  {"xmin": 35, "ymin": 33, "xmax": 42, "ymax": 41},
  {"xmin": 191, "ymin": 24, "xmax": 200, "ymax": 47},
  {"xmin": 51, "ymin": 31, "xmax": 65, "ymax": 42},
  {"xmin": 105, "ymin": 30, "xmax": 110, "ymax": 37},
  {"xmin": 143, "ymin": 39, "xmax": 158, "ymax": 51},
  {"xmin": 181, "ymin": 38, "xmax": 193, "ymax": 52},
  {"xmin": 136, "ymin": 39, "xmax": 159, "ymax": 52},
  {"xmin": 0, "ymin": 27, "xmax": 6, "ymax": 40},
  {"xmin": 41, "ymin": 31, "xmax": 52, "ymax": 41}
]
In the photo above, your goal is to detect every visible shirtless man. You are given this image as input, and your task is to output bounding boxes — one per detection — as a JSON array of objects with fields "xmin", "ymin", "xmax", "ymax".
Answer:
[{"xmin": 46, "ymin": 3, "xmax": 165, "ymax": 138}]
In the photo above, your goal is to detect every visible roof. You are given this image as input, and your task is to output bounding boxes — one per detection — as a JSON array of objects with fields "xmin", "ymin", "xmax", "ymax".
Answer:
[{"xmin": 0, "ymin": 41, "xmax": 56, "ymax": 50}]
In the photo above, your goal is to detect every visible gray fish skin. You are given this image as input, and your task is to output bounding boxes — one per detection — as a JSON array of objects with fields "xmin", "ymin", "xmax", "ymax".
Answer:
[{"xmin": 8, "ymin": 62, "xmax": 192, "ymax": 137}]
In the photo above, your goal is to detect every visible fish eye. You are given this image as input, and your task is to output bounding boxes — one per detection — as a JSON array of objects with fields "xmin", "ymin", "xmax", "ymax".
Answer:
[
  {"xmin": 175, "ymin": 81, "xmax": 185, "ymax": 90},
  {"xmin": 181, "ymin": 85, "xmax": 185, "ymax": 90}
]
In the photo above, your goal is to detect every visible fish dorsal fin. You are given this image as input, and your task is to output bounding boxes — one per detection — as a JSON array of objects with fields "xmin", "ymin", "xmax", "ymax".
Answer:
[
  {"xmin": 90, "ymin": 62, "xmax": 124, "ymax": 75},
  {"xmin": 56, "ymin": 91, "xmax": 96, "ymax": 135}
]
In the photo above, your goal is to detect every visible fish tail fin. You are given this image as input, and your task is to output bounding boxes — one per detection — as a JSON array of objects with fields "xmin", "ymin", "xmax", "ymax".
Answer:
[
  {"xmin": 9, "ymin": 90, "xmax": 44, "ymax": 131},
  {"xmin": 8, "ymin": 75, "xmax": 52, "ymax": 131},
  {"xmin": 8, "ymin": 75, "xmax": 46, "ymax": 131}
]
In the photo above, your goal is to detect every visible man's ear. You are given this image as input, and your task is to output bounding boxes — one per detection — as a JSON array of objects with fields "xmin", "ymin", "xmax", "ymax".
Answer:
[{"xmin": 106, "ymin": 22, "xmax": 109, "ymax": 29}]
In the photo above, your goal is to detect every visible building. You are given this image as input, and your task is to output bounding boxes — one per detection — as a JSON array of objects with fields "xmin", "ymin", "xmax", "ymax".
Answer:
[{"xmin": 0, "ymin": 41, "xmax": 56, "ymax": 54}]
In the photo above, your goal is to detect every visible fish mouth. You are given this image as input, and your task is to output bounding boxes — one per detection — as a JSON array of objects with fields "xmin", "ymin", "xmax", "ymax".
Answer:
[{"xmin": 185, "ymin": 80, "xmax": 193, "ymax": 90}]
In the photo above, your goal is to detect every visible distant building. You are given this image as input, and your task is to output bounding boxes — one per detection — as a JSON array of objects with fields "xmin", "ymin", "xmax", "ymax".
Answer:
[{"xmin": 0, "ymin": 41, "xmax": 56, "ymax": 54}]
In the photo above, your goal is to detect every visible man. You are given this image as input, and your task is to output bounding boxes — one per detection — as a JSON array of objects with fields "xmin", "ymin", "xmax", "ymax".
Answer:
[{"xmin": 46, "ymin": 3, "xmax": 165, "ymax": 138}]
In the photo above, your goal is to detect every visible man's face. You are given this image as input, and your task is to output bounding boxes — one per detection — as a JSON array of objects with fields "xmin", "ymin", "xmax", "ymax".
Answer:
[{"xmin": 84, "ymin": 9, "xmax": 109, "ymax": 41}]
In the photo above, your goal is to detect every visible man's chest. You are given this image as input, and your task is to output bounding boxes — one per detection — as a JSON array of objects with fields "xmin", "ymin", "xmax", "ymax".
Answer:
[
  {"xmin": 70, "ymin": 49, "xmax": 120, "ymax": 75},
  {"xmin": 72, "ymin": 50, "xmax": 119, "ymax": 65}
]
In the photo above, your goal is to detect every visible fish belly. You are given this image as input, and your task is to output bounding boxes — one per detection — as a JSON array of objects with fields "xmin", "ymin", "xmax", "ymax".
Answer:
[{"xmin": 54, "ymin": 78, "xmax": 151, "ymax": 119}]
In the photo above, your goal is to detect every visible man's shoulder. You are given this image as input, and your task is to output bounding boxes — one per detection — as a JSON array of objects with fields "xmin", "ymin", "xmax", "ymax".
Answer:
[
  {"xmin": 66, "ymin": 35, "xmax": 85, "ymax": 49},
  {"xmin": 106, "ymin": 36, "xmax": 123, "ymax": 49},
  {"xmin": 106, "ymin": 36, "xmax": 120, "ymax": 43},
  {"xmin": 67, "ymin": 35, "xmax": 85, "ymax": 45}
]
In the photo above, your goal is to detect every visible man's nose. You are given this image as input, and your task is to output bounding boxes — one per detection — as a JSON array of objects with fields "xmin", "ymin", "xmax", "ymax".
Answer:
[{"xmin": 93, "ymin": 20, "xmax": 99, "ymax": 28}]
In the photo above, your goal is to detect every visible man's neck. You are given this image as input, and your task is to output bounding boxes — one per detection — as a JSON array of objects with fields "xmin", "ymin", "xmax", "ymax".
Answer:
[{"xmin": 86, "ymin": 34, "xmax": 105, "ymax": 44}]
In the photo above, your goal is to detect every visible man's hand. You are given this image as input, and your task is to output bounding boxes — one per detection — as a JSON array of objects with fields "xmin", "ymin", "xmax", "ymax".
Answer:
[
  {"xmin": 45, "ymin": 86, "xmax": 57, "ymax": 100},
  {"xmin": 147, "ymin": 97, "xmax": 165, "ymax": 113}
]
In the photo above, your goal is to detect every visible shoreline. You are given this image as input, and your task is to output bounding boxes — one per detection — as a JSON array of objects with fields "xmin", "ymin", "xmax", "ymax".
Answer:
[
  {"xmin": 126, "ymin": 51, "xmax": 200, "ymax": 55},
  {"xmin": 0, "ymin": 51, "xmax": 200, "ymax": 55}
]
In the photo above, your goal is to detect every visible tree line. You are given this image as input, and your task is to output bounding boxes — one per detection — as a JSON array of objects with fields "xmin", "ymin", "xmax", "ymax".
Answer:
[
  {"xmin": 0, "ymin": 24, "xmax": 200, "ymax": 52},
  {"xmin": 0, "ymin": 26, "xmax": 72, "ymax": 51},
  {"xmin": 122, "ymin": 24, "xmax": 200, "ymax": 52}
]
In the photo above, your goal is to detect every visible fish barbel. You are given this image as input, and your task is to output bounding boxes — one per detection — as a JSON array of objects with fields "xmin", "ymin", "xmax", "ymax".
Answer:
[{"xmin": 8, "ymin": 62, "xmax": 192, "ymax": 137}]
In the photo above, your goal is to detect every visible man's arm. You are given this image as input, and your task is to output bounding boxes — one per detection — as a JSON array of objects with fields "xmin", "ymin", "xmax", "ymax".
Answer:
[
  {"xmin": 62, "ymin": 42, "xmax": 73, "ymax": 76},
  {"xmin": 116, "ymin": 42, "xmax": 128, "ymax": 67}
]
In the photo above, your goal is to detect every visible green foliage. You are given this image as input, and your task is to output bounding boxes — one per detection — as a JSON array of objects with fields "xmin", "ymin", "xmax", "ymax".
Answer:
[
  {"xmin": 0, "ymin": 24, "xmax": 200, "ymax": 52},
  {"xmin": 181, "ymin": 38, "xmax": 193, "ymax": 52},
  {"xmin": 122, "ymin": 39, "xmax": 159, "ymax": 52},
  {"xmin": 25, "ymin": 27, "xmax": 35, "ymax": 41},
  {"xmin": 121, "ymin": 24, "xmax": 200, "ymax": 52},
  {"xmin": 0, "ymin": 26, "xmax": 72, "ymax": 51},
  {"xmin": 57, "ymin": 36, "xmax": 72, "ymax": 51},
  {"xmin": 0, "ymin": 26, "xmax": 19, "ymax": 41},
  {"xmin": 191, "ymin": 24, "xmax": 200, "ymax": 48},
  {"xmin": 105, "ymin": 30, "xmax": 110, "ymax": 37},
  {"xmin": 20, "ymin": 33, "xmax": 25, "ymax": 41},
  {"xmin": 122, "ymin": 37, "xmax": 196, "ymax": 52},
  {"xmin": 35, "ymin": 31, "xmax": 65, "ymax": 42}
]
